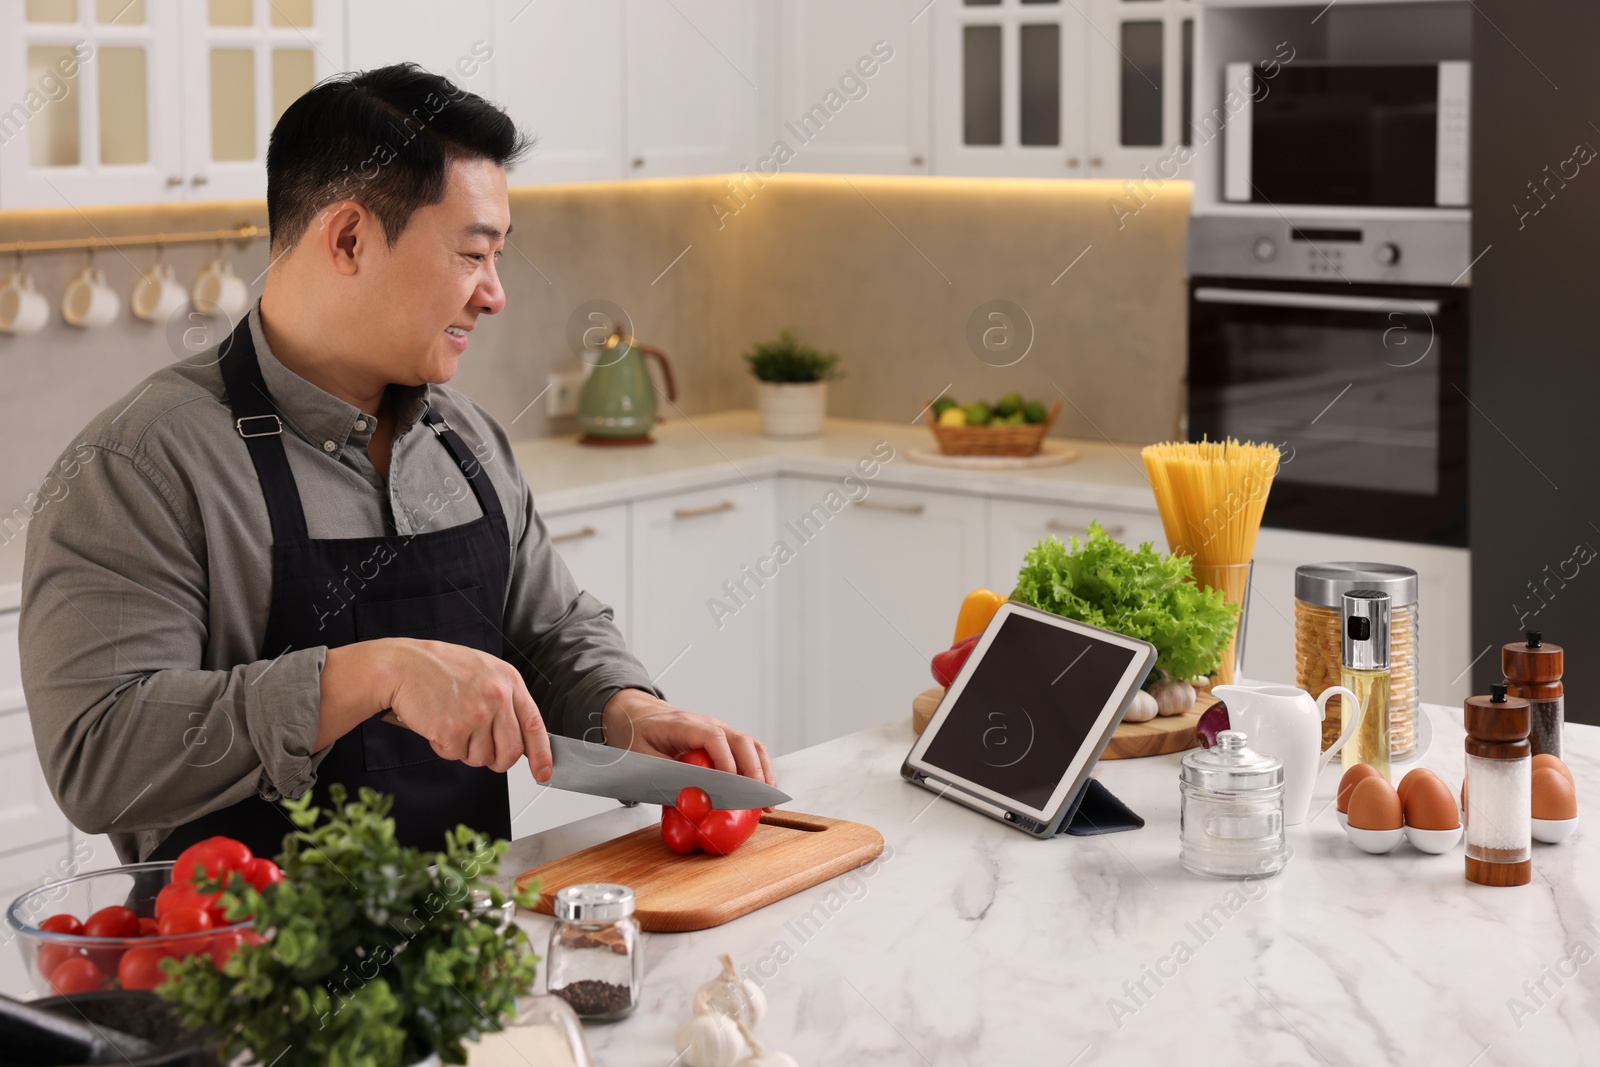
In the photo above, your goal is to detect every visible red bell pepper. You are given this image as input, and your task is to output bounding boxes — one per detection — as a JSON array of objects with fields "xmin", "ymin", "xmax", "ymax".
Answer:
[
  {"xmin": 659, "ymin": 750, "xmax": 761, "ymax": 856},
  {"xmin": 931, "ymin": 633, "xmax": 981, "ymax": 687}
]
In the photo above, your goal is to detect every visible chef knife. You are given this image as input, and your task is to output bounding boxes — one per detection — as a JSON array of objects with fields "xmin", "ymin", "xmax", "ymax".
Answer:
[
  {"xmin": 545, "ymin": 734, "xmax": 790, "ymax": 809},
  {"xmin": 377, "ymin": 710, "xmax": 789, "ymax": 809}
]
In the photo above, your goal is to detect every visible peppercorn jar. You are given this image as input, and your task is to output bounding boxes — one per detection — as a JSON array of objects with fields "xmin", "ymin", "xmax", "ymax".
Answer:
[{"xmin": 547, "ymin": 883, "xmax": 642, "ymax": 1021}]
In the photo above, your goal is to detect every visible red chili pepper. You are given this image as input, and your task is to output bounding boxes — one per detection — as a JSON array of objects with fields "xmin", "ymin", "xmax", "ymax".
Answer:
[
  {"xmin": 931, "ymin": 633, "xmax": 981, "ymax": 687},
  {"xmin": 658, "ymin": 752, "xmax": 761, "ymax": 856}
]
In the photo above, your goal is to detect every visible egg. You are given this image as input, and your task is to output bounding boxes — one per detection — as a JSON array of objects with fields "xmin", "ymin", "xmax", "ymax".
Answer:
[
  {"xmin": 1337, "ymin": 763, "xmax": 1383, "ymax": 814},
  {"xmin": 1532, "ymin": 766, "xmax": 1578, "ymax": 821},
  {"xmin": 1397, "ymin": 767, "xmax": 1441, "ymax": 809},
  {"xmin": 1347, "ymin": 776, "xmax": 1404, "ymax": 831},
  {"xmin": 1401, "ymin": 771, "xmax": 1460, "ymax": 831},
  {"xmin": 1532, "ymin": 753, "xmax": 1575, "ymax": 790}
]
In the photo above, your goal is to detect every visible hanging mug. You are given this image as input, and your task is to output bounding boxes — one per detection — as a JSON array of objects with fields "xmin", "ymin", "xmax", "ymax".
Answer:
[
  {"xmin": 192, "ymin": 257, "xmax": 249, "ymax": 320},
  {"xmin": 62, "ymin": 266, "xmax": 122, "ymax": 329},
  {"xmin": 0, "ymin": 272, "xmax": 49, "ymax": 335},
  {"xmin": 132, "ymin": 261, "xmax": 189, "ymax": 323}
]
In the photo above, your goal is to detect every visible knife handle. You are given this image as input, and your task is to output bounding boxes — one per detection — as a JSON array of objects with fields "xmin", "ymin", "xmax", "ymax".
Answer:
[{"xmin": 379, "ymin": 708, "xmax": 406, "ymax": 729}]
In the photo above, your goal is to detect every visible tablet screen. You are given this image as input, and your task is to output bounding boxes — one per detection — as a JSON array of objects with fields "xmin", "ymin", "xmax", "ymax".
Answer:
[{"xmin": 919, "ymin": 611, "xmax": 1139, "ymax": 810}]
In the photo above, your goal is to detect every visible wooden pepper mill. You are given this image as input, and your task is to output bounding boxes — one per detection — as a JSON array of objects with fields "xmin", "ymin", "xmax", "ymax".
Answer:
[
  {"xmin": 1502, "ymin": 631, "xmax": 1564, "ymax": 758},
  {"xmin": 1464, "ymin": 683, "xmax": 1532, "ymax": 887}
]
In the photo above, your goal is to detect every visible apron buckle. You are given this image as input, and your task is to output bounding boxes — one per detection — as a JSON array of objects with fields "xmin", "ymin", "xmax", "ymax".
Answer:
[{"xmin": 236, "ymin": 414, "xmax": 284, "ymax": 438}]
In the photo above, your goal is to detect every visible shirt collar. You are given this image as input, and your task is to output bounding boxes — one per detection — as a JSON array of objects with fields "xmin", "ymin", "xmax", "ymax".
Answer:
[{"xmin": 247, "ymin": 302, "xmax": 431, "ymax": 452}]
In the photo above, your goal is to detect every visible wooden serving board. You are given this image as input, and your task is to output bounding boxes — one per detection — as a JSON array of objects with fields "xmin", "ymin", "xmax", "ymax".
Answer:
[
  {"xmin": 515, "ymin": 811, "xmax": 884, "ymax": 933},
  {"xmin": 912, "ymin": 686, "xmax": 1218, "ymax": 760}
]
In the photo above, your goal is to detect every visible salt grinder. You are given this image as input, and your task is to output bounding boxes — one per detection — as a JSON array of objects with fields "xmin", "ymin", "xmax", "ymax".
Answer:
[{"xmin": 1464, "ymin": 683, "xmax": 1532, "ymax": 887}]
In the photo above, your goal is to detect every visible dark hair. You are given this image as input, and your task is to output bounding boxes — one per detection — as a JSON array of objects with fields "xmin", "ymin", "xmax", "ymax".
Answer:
[{"xmin": 266, "ymin": 62, "xmax": 532, "ymax": 251}]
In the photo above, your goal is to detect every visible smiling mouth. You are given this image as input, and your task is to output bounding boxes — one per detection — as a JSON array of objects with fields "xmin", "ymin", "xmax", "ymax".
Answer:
[{"xmin": 445, "ymin": 326, "xmax": 469, "ymax": 337}]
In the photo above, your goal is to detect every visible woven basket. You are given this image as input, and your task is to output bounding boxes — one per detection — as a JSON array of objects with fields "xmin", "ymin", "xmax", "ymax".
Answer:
[{"xmin": 923, "ymin": 398, "xmax": 1062, "ymax": 456}]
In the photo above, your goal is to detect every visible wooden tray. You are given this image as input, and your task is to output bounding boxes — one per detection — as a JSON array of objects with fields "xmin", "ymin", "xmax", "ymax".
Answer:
[
  {"xmin": 514, "ymin": 811, "xmax": 884, "ymax": 933},
  {"xmin": 912, "ymin": 686, "xmax": 1218, "ymax": 760}
]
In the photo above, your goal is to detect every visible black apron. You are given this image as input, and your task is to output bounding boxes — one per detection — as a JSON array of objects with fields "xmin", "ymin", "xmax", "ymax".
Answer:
[{"xmin": 150, "ymin": 319, "xmax": 513, "ymax": 862}]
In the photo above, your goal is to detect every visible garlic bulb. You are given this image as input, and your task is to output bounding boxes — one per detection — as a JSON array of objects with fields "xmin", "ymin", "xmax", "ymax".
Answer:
[
  {"xmin": 698, "ymin": 954, "xmax": 767, "ymax": 1030},
  {"xmin": 1150, "ymin": 679, "xmax": 1195, "ymax": 717},
  {"xmin": 676, "ymin": 989, "xmax": 746, "ymax": 1067},
  {"xmin": 1123, "ymin": 688, "xmax": 1158, "ymax": 723},
  {"xmin": 732, "ymin": 1011, "xmax": 798, "ymax": 1067}
]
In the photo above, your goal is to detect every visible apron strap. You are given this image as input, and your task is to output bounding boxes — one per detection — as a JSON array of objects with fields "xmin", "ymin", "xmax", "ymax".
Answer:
[
  {"xmin": 217, "ymin": 317, "xmax": 312, "ymax": 544},
  {"xmin": 421, "ymin": 405, "xmax": 505, "ymax": 521}
]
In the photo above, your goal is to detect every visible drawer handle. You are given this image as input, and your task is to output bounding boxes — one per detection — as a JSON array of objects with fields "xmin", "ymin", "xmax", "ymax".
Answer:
[
  {"xmin": 674, "ymin": 500, "xmax": 735, "ymax": 520},
  {"xmin": 853, "ymin": 500, "xmax": 926, "ymax": 515},
  {"xmin": 1047, "ymin": 520, "xmax": 1125, "ymax": 537},
  {"xmin": 550, "ymin": 525, "xmax": 597, "ymax": 544}
]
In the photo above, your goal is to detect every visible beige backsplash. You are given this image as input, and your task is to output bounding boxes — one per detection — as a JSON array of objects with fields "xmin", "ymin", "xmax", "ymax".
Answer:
[{"xmin": 0, "ymin": 175, "xmax": 1189, "ymax": 585}]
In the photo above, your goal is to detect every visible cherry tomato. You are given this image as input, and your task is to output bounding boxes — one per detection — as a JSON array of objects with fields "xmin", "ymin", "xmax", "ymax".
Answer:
[
  {"xmin": 138, "ymin": 917, "xmax": 160, "ymax": 936},
  {"xmin": 241, "ymin": 857, "xmax": 283, "ymax": 893},
  {"xmin": 158, "ymin": 906, "xmax": 214, "ymax": 938},
  {"xmin": 660, "ymin": 806, "xmax": 701, "ymax": 855},
  {"xmin": 208, "ymin": 929, "xmax": 265, "ymax": 970},
  {"xmin": 171, "ymin": 837, "xmax": 253, "ymax": 886},
  {"xmin": 117, "ymin": 946, "xmax": 171, "ymax": 991},
  {"xmin": 37, "ymin": 943, "xmax": 82, "ymax": 979},
  {"xmin": 694, "ymin": 807, "xmax": 761, "ymax": 856},
  {"xmin": 156, "ymin": 880, "xmax": 225, "ymax": 925},
  {"xmin": 82, "ymin": 905, "xmax": 140, "ymax": 939},
  {"xmin": 39, "ymin": 914, "xmax": 83, "ymax": 936},
  {"xmin": 675, "ymin": 786, "xmax": 713, "ymax": 823},
  {"xmin": 678, "ymin": 749, "xmax": 714, "ymax": 769},
  {"xmin": 49, "ymin": 957, "xmax": 106, "ymax": 995}
]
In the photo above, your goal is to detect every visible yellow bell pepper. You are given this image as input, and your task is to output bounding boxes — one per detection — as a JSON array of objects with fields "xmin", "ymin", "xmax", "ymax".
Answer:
[{"xmin": 953, "ymin": 588, "xmax": 1007, "ymax": 644}]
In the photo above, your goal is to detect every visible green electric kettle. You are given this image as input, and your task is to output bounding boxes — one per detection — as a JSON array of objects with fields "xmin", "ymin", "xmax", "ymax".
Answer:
[{"xmin": 576, "ymin": 328, "xmax": 678, "ymax": 445}]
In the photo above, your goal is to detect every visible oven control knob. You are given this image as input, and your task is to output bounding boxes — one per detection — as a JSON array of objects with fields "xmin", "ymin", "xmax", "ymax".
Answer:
[
  {"xmin": 1252, "ymin": 237, "xmax": 1277, "ymax": 262},
  {"xmin": 1374, "ymin": 242, "xmax": 1401, "ymax": 266}
]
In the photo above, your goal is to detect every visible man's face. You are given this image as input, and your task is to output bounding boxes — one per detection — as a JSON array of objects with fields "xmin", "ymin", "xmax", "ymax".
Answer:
[{"xmin": 359, "ymin": 156, "xmax": 511, "ymax": 386}]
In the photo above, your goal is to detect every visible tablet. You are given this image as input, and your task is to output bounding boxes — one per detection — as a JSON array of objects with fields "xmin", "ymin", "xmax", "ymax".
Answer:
[{"xmin": 901, "ymin": 601, "xmax": 1157, "ymax": 838}]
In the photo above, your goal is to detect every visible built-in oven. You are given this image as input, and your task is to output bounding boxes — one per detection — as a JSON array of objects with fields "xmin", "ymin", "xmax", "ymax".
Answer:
[{"xmin": 1186, "ymin": 216, "xmax": 1469, "ymax": 547}]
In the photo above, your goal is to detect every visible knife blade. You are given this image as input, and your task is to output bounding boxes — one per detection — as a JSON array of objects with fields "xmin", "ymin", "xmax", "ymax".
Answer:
[{"xmin": 545, "ymin": 734, "xmax": 790, "ymax": 809}]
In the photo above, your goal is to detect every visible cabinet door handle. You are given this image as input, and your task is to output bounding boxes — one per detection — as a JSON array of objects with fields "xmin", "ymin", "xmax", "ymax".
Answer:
[
  {"xmin": 910, "ymin": 154, "xmax": 925, "ymax": 166},
  {"xmin": 853, "ymin": 499, "xmax": 926, "ymax": 515},
  {"xmin": 1088, "ymin": 156, "xmax": 1104, "ymax": 167},
  {"xmin": 1066, "ymin": 156, "xmax": 1080, "ymax": 168},
  {"xmin": 550, "ymin": 525, "xmax": 597, "ymax": 544},
  {"xmin": 165, "ymin": 174, "xmax": 183, "ymax": 186},
  {"xmin": 191, "ymin": 174, "xmax": 209, "ymax": 185},
  {"xmin": 632, "ymin": 156, "xmax": 646, "ymax": 169},
  {"xmin": 1047, "ymin": 519, "xmax": 1124, "ymax": 537},
  {"xmin": 673, "ymin": 500, "xmax": 735, "ymax": 520}
]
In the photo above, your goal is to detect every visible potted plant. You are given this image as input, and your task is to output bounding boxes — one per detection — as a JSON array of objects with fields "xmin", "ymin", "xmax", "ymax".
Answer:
[
  {"xmin": 744, "ymin": 329, "xmax": 840, "ymax": 438},
  {"xmin": 161, "ymin": 787, "xmax": 544, "ymax": 1067}
]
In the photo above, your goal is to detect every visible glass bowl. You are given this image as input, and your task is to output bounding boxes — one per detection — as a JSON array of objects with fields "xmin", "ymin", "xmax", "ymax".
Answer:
[{"xmin": 6, "ymin": 860, "xmax": 253, "ymax": 997}]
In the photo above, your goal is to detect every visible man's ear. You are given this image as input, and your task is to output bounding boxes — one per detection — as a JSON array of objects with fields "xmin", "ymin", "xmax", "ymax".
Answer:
[{"xmin": 313, "ymin": 200, "xmax": 371, "ymax": 277}]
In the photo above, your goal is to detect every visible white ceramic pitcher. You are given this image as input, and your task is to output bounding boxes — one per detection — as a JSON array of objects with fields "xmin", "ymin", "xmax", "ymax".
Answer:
[{"xmin": 1211, "ymin": 683, "xmax": 1364, "ymax": 825}]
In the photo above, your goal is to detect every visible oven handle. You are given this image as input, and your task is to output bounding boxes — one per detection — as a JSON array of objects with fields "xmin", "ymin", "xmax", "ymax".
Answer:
[{"xmin": 1193, "ymin": 287, "xmax": 1441, "ymax": 315}]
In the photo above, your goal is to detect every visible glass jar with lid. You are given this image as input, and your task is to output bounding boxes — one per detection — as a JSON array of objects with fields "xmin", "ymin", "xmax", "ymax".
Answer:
[
  {"xmin": 547, "ymin": 883, "xmax": 642, "ymax": 1021},
  {"xmin": 1295, "ymin": 562, "xmax": 1420, "ymax": 758},
  {"xmin": 1180, "ymin": 730, "xmax": 1289, "ymax": 879}
]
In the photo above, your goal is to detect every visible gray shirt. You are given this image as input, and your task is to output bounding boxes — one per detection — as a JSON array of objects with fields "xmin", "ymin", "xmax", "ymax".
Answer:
[{"xmin": 20, "ymin": 305, "xmax": 654, "ymax": 862}]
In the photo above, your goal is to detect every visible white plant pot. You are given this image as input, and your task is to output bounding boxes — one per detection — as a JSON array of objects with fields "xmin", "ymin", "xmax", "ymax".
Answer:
[{"xmin": 756, "ymin": 380, "xmax": 827, "ymax": 438}]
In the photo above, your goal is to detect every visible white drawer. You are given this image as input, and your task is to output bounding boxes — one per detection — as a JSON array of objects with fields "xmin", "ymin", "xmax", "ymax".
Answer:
[{"xmin": 0, "ymin": 610, "xmax": 20, "ymax": 714}]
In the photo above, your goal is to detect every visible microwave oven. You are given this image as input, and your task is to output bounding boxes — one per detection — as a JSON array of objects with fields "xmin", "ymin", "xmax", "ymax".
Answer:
[{"xmin": 1224, "ymin": 61, "xmax": 1470, "ymax": 209}]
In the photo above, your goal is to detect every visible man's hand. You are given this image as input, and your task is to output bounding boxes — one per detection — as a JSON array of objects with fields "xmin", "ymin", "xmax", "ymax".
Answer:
[
  {"xmin": 320, "ymin": 638, "xmax": 552, "ymax": 780},
  {"xmin": 598, "ymin": 688, "xmax": 775, "ymax": 788}
]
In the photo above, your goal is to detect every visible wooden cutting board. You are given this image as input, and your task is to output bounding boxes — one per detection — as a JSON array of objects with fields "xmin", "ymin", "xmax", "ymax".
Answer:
[
  {"xmin": 912, "ymin": 686, "xmax": 1218, "ymax": 759},
  {"xmin": 515, "ymin": 811, "xmax": 884, "ymax": 933}
]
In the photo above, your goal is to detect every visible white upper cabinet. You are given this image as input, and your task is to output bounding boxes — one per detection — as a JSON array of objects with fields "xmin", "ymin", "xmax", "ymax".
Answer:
[
  {"xmin": 622, "ymin": 0, "xmax": 759, "ymax": 178},
  {"xmin": 491, "ymin": 0, "xmax": 625, "ymax": 185},
  {"xmin": 346, "ymin": 0, "xmax": 496, "ymax": 87},
  {"xmin": 768, "ymin": 0, "xmax": 931, "ymax": 176},
  {"xmin": 933, "ymin": 0, "xmax": 1089, "ymax": 178},
  {"xmin": 0, "ymin": 0, "xmax": 345, "ymax": 209},
  {"xmin": 1084, "ymin": 0, "xmax": 1194, "ymax": 179}
]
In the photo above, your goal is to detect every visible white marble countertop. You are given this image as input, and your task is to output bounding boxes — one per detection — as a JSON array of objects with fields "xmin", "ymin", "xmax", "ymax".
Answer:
[
  {"xmin": 495, "ymin": 704, "xmax": 1596, "ymax": 1067},
  {"xmin": 0, "ymin": 410, "xmax": 1153, "ymax": 612}
]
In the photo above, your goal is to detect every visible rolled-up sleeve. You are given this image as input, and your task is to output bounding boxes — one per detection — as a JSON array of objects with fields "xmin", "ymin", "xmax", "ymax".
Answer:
[
  {"xmin": 500, "ymin": 473, "xmax": 657, "ymax": 742},
  {"xmin": 20, "ymin": 440, "xmax": 328, "ymax": 845}
]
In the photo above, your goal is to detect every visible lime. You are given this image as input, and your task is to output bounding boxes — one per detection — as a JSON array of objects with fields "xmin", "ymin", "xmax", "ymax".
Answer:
[
  {"xmin": 1022, "ymin": 400, "xmax": 1048, "ymax": 424},
  {"xmin": 931, "ymin": 396, "xmax": 957, "ymax": 419},
  {"xmin": 994, "ymin": 391, "xmax": 1023, "ymax": 418},
  {"xmin": 962, "ymin": 401, "xmax": 992, "ymax": 426},
  {"xmin": 937, "ymin": 406, "xmax": 967, "ymax": 427}
]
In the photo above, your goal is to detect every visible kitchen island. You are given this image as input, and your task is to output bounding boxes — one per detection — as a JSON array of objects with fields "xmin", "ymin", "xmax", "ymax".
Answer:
[{"xmin": 496, "ymin": 702, "xmax": 1597, "ymax": 1066}]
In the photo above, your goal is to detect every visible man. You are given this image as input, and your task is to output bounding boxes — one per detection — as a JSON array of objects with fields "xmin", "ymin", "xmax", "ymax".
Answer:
[{"xmin": 19, "ymin": 64, "xmax": 773, "ymax": 864}]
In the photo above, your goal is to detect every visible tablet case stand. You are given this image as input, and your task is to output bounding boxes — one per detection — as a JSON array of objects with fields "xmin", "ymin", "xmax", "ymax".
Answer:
[{"xmin": 1057, "ymin": 777, "xmax": 1144, "ymax": 836}]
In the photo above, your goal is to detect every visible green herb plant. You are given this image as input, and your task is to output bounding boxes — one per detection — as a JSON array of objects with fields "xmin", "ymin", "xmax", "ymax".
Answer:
[
  {"xmin": 1009, "ymin": 521, "xmax": 1238, "ymax": 682},
  {"xmin": 161, "ymin": 786, "xmax": 541, "ymax": 1067},
  {"xmin": 744, "ymin": 328, "xmax": 841, "ymax": 383}
]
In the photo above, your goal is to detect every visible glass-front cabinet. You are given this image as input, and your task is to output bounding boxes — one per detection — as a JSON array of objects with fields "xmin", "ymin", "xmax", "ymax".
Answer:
[
  {"xmin": 934, "ymin": 0, "xmax": 1192, "ymax": 179},
  {"xmin": 0, "ymin": 0, "xmax": 344, "ymax": 207}
]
